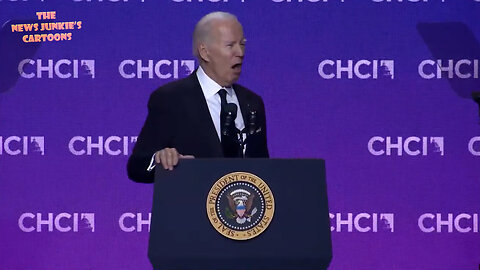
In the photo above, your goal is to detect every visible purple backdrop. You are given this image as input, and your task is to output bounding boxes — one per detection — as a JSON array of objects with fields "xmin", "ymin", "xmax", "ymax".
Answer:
[{"xmin": 1, "ymin": 0, "xmax": 479, "ymax": 269}]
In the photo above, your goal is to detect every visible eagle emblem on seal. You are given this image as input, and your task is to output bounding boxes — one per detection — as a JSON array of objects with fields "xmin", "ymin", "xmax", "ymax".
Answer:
[{"xmin": 226, "ymin": 189, "xmax": 258, "ymax": 224}]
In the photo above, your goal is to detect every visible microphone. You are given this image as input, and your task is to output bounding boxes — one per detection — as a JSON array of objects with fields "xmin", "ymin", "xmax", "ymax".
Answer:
[
  {"xmin": 241, "ymin": 107, "xmax": 262, "ymax": 158},
  {"xmin": 221, "ymin": 103, "xmax": 238, "ymax": 137},
  {"xmin": 246, "ymin": 110, "xmax": 258, "ymax": 135},
  {"xmin": 221, "ymin": 103, "xmax": 242, "ymax": 158}
]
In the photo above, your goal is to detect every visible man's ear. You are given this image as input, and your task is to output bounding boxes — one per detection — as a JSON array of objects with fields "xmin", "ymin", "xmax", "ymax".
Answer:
[{"xmin": 199, "ymin": 43, "xmax": 210, "ymax": 63}]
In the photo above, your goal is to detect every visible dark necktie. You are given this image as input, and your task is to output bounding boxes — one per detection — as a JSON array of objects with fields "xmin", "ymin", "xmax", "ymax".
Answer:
[
  {"xmin": 218, "ymin": 89, "xmax": 228, "ymax": 135},
  {"xmin": 218, "ymin": 88, "xmax": 228, "ymax": 111}
]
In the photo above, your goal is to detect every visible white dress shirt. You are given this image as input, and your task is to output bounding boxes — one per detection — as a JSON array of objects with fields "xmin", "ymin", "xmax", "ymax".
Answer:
[{"xmin": 196, "ymin": 66, "xmax": 245, "ymax": 139}]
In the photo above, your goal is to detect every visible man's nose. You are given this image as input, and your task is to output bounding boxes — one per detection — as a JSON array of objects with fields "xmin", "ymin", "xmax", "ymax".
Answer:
[{"xmin": 235, "ymin": 44, "xmax": 245, "ymax": 58}]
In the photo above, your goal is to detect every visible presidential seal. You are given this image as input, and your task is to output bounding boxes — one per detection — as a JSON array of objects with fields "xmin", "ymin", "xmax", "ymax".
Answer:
[{"xmin": 206, "ymin": 172, "xmax": 275, "ymax": 240}]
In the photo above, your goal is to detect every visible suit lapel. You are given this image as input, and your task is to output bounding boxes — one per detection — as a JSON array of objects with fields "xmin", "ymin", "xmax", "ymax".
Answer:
[
  {"xmin": 234, "ymin": 85, "xmax": 251, "ymax": 126},
  {"xmin": 183, "ymin": 72, "xmax": 223, "ymax": 156}
]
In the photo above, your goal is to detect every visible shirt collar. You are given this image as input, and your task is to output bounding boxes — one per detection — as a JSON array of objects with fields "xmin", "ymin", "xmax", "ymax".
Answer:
[{"xmin": 196, "ymin": 66, "xmax": 233, "ymax": 99}]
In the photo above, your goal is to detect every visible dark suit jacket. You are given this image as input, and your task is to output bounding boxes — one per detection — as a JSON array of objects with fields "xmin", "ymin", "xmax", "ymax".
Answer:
[{"xmin": 127, "ymin": 72, "xmax": 269, "ymax": 183}]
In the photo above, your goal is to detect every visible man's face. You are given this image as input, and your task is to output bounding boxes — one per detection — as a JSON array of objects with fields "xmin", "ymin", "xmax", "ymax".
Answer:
[{"xmin": 202, "ymin": 19, "xmax": 245, "ymax": 87}]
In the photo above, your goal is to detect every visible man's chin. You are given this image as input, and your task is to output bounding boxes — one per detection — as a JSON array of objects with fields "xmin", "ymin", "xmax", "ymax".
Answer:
[{"xmin": 230, "ymin": 74, "xmax": 241, "ymax": 84}]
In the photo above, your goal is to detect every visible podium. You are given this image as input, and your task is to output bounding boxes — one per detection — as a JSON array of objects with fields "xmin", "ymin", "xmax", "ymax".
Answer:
[{"xmin": 148, "ymin": 159, "xmax": 332, "ymax": 270}]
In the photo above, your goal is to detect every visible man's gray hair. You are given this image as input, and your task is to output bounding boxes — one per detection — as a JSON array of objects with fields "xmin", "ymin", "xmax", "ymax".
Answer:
[{"xmin": 192, "ymin": 11, "xmax": 239, "ymax": 59}]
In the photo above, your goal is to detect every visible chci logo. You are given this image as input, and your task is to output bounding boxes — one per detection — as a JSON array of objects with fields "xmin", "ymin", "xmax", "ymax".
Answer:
[{"xmin": 206, "ymin": 172, "xmax": 274, "ymax": 240}]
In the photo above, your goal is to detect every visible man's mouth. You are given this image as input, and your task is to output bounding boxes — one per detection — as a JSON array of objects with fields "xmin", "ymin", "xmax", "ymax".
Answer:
[{"xmin": 232, "ymin": 63, "xmax": 242, "ymax": 70}]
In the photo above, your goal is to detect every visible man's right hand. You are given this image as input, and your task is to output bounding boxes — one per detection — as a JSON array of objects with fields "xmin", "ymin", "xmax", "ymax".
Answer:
[{"xmin": 155, "ymin": 148, "xmax": 194, "ymax": 170}]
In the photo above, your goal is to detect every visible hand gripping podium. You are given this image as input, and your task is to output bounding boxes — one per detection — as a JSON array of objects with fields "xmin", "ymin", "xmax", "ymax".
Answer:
[{"xmin": 149, "ymin": 159, "xmax": 332, "ymax": 270}]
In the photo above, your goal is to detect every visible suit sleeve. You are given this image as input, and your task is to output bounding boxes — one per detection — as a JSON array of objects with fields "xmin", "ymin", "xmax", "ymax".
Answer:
[{"xmin": 127, "ymin": 90, "xmax": 175, "ymax": 183}]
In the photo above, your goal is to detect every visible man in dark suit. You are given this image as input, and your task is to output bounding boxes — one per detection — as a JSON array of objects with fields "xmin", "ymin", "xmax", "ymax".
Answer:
[{"xmin": 127, "ymin": 12, "xmax": 269, "ymax": 183}]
